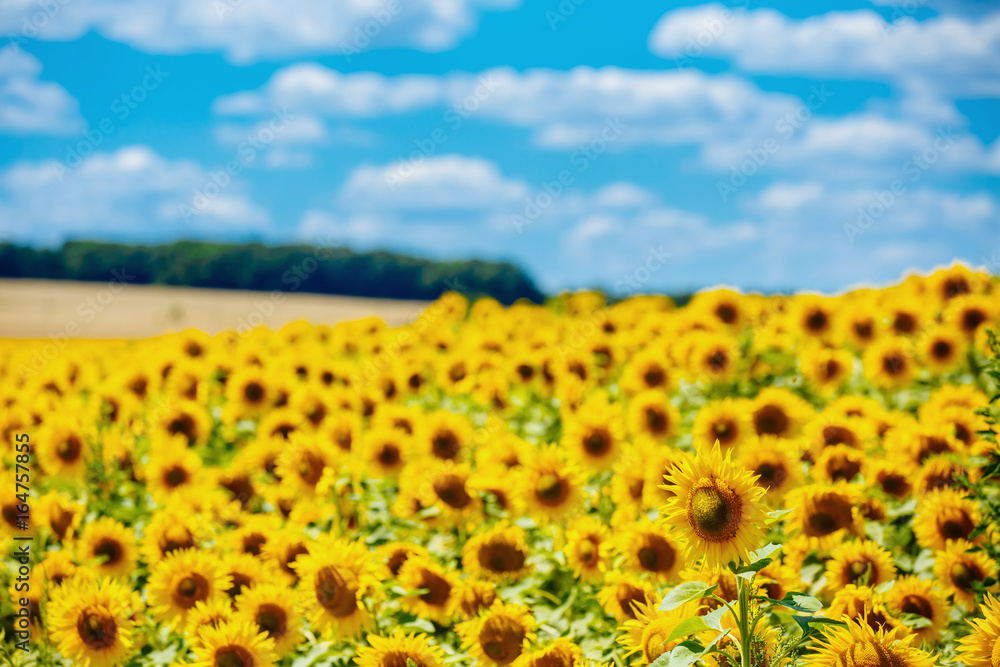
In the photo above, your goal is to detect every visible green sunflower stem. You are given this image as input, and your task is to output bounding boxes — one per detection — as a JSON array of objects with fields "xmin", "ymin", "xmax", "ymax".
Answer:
[{"xmin": 737, "ymin": 572, "xmax": 752, "ymax": 667}]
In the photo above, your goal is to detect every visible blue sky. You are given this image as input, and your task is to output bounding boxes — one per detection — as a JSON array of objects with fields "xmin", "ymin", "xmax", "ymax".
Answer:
[{"xmin": 1, "ymin": 0, "xmax": 998, "ymax": 295}]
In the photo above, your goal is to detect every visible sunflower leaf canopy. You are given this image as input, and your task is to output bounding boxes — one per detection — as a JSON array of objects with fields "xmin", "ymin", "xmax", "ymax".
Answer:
[{"xmin": 658, "ymin": 581, "xmax": 717, "ymax": 611}]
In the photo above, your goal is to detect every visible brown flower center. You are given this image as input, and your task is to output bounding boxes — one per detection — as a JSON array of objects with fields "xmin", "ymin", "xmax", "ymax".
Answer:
[{"xmin": 77, "ymin": 609, "xmax": 117, "ymax": 650}]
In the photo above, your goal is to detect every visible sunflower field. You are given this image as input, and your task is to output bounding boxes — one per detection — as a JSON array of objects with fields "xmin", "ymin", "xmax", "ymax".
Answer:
[{"xmin": 2, "ymin": 264, "xmax": 1000, "ymax": 667}]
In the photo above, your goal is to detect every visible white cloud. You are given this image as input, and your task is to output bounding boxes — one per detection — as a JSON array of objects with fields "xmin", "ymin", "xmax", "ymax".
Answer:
[
  {"xmin": 649, "ymin": 5, "xmax": 1000, "ymax": 97},
  {"xmin": 0, "ymin": 0, "xmax": 519, "ymax": 63},
  {"xmin": 0, "ymin": 146, "xmax": 269, "ymax": 245},
  {"xmin": 592, "ymin": 182, "xmax": 656, "ymax": 208},
  {"xmin": 757, "ymin": 182, "xmax": 824, "ymax": 212},
  {"xmin": 338, "ymin": 154, "xmax": 529, "ymax": 210},
  {"xmin": 0, "ymin": 45, "xmax": 82, "ymax": 134}
]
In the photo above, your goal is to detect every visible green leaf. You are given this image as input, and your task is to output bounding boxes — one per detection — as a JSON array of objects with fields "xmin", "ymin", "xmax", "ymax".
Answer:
[
  {"xmin": 873, "ymin": 580, "xmax": 895, "ymax": 595},
  {"xmin": 754, "ymin": 592, "xmax": 823, "ymax": 613},
  {"xmin": 790, "ymin": 615, "xmax": 847, "ymax": 636},
  {"xmin": 659, "ymin": 582, "xmax": 718, "ymax": 611},
  {"xmin": 898, "ymin": 613, "xmax": 933, "ymax": 629},
  {"xmin": 748, "ymin": 543, "xmax": 783, "ymax": 563},
  {"xmin": 398, "ymin": 619, "xmax": 436, "ymax": 633},
  {"xmin": 649, "ymin": 630, "xmax": 732, "ymax": 667},
  {"xmin": 766, "ymin": 508, "xmax": 793, "ymax": 521},
  {"xmin": 701, "ymin": 606, "xmax": 729, "ymax": 631},
  {"xmin": 663, "ymin": 617, "xmax": 711, "ymax": 645}
]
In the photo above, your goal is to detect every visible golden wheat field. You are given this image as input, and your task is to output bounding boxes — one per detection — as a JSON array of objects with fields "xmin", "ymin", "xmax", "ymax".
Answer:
[{"xmin": 2, "ymin": 263, "xmax": 1000, "ymax": 667}]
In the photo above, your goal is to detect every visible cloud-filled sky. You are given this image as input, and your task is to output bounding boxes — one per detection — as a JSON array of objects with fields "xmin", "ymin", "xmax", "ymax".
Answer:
[{"xmin": 1, "ymin": 0, "xmax": 998, "ymax": 294}]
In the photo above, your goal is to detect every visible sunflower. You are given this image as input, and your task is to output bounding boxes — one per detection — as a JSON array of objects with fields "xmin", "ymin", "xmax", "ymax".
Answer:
[
  {"xmin": 36, "ymin": 490, "xmax": 84, "ymax": 543},
  {"xmin": 933, "ymin": 539, "xmax": 997, "ymax": 607},
  {"xmin": 615, "ymin": 521, "xmax": 685, "ymax": 583},
  {"xmin": 564, "ymin": 516, "xmax": 612, "ymax": 583},
  {"xmin": 397, "ymin": 556, "xmax": 459, "ymax": 624},
  {"xmin": 749, "ymin": 388, "xmax": 813, "ymax": 439},
  {"xmin": 144, "ymin": 443, "xmax": 205, "ymax": 502},
  {"xmin": 355, "ymin": 629, "xmax": 446, "ymax": 667},
  {"xmin": 261, "ymin": 528, "xmax": 311, "ymax": 583},
  {"xmin": 46, "ymin": 576, "xmax": 137, "ymax": 667},
  {"xmin": 864, "ymin": 458, "xmax": 914, "ymax": 500},
  {"xmin": 190, "ymin": 619, "xmax": 276, "ymax": 667},
  {"xmin": 220, "ymin": 552, "xmax": 279, "ymax": 601},
  {"xmin": 185, "ymin": 597, "xmax": 234, "ymax": 636},
  {"xmin": 274, "ymin": 432, "xmax": 339, "ymax": 496},
  {"xmin": 562, "ymin": 395, "xmax": 626, "ymax": 470},
  {"xmin": 234, "ymin": 583, "xmax": 303, "ymax": 657},
  {"xmin": 786, "ymin": 482, "xmax": 861, "ymax": 550},
  {"xmin": 147, "ymin": 549, "xmax": 231, "ymax": 630},
  {"xmin": 660, "ymin": 440, "xmax": 767, "ymax": 568},
  {"xmin": 294, "ymin": 537, "xmax": 375, "ymax": 638},
  {"xmin": 827, "ymin": 584, "xmax": 877, "ymax": 622},
  {"xmin": 361, "ymin": 426, "xmax": 410, "ymax": 478},
  {"xmin": 789, "ymin": 294, "xmax": 837, "ymax": 341},
  {"xmin": 756, "ymin": 560, "xmax": 802, "ymax": 605},
  {"xmin": 157, "ymin": 399, "xmax": 212, "ymax": 447},
  {"xmin": 737, "ymin": 436, "xmax": 803, "ymax": 502},
  {"xmin": 377, "ymin": 541, "xmax": 431, "ymax": 579},
  {"xmin": 37, "ymin": 418, "xmax": 88, "ymax": 480},
  {"xmin": 958, "ymin": 593, "xmax": 1000, "ymax": 667},
  {"xmin": 928, "ymin": 263, "xmax": 981, "ymax": 302},
  {"xmin": 692, "ymin": 288, "xmax": 750, "ymax": 329},
  {"xmin": 321, "ymin": 411, "xmax": 362, "ymax": 454},
  {"xmin": 884, "ymin": 576, "xmax": 950, "ymax": 644},
  {"xmin": 523, "ymin": 638, "xmax": 583, "ymax": 667},
  {"xmin": 456, "ymin": 579, "xmax": 501, "ymax": 619},
  {"xmin": 617, "ymin": 599, "xmax": 693, "ymax": 666},
  {"xmin": 517, "ymin": 446, "xmax": 584, "ymax": 525},
  {"xmin": 863, "ymin": 336, "xmax": 917, "ymax": 389},
  {"xmin": 944, "ymin": 293, "xmax": 996, "ymax": 339},
  {"xmin": 801, "ymin": 345, "xmax": 854, "ymax": 393},
  {"xmin": 912, "ymin": 488, "xmax": 981, "ymax": 551},
  {"xmin": 420, "ymin": 409, "xmax": 474, "ymax": 461},
  {"xmin": 223, "ymin": 366, "xmax": 273, "ymax": 422},
  {"xmin": 813, "ymin": 445, "xmax": 867, "ymax": 483},
  {"xmin": 825, "ymin": 540, "xmax": 897, "ymax": 591},
  {"xmin": 139, "ymin": 506, "xmax": 203, "ymax": 564},
  {"xmin": 802, "ymin": 414, "xmax": 873, "ymax": 459},
  {"xmin": 597, "ymin": 571, "xmax": 658, "ymax": 622},
  {"xmin": 918, "ymin": 324, "xmax": 966, "ymax": 373},
  {"xmin": 802, "ymin": 617, "xmax": 935, "ymax": 667},
  {"xmin": 76, "ymin": 517, "xmax": 138, "ymax": 579},
  {"xmin": 457, "ymin": 601, "xmax": 536, "ymax": 667},
  {"xmin": 619, "ymin": 347, "xmax": 674, "ymax": 396},
  {"xmin": 693, "ymin": 399, "xmax": 754, "ymax": 451},
  {"xmin": 463, "ymin": 523, "xmax": 530, "ymax": 582}
]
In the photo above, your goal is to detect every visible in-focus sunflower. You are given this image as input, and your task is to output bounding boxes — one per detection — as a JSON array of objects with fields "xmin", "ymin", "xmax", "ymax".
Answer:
[
  {"xmin": 802, "ymin": 617, "xmax": 935, "ymax": 667},
  {"xmin": 234, "ymin": 583, "xmax": 303, "ymax": 657},
  {"xmin": 190, "ymin": 619, "xmax": 275, "ymax": 667},
  {"xmin": 957, "ymin": 593, "xmax": 1000, "ymax": 667},
  {"xmin": 615, "ymin": 521, "xmax": 685, "ymax": 583},
  {"xmin": 825, "ymin": 540, "xmax": 897, "ymax": 590},
  {"xmin": 48, "ymin": 577, "xmax": 137, "ymax": 667},
  {"xmin": 884, "ymin": 576, "xmax": 950, "ymax": 644},
  {"xmin": 933, "ymin": 539, "xmax": 997, "ymax": 607},
  {"xmin": 355, "ymin": 630, "xmax": 445, "ymax": 667},
  {"xmin": 463, "ymin": 523, "xmax": 530, "ymax": 582},
  {"xmin": 147, "ymin": 549, "xmax": 231, "ymax": 630},
  {"xmin": 692, "ymin": 399, "xmax": 754, "ymax": 451},
  {"xmin": 457, "ymin": 601, "xmax": 536, "ymax": 667},
  {"xmin": 294, "ymin": 537, "xmax": 375, "ymax": 638},
  {"xmin": 564, "ymin": 515, "xmax": 612, "ymax": 583},
  {"xmin": 76, "ymin": 517, "xmax": 138, "ymax": 579},
  {"xmin": 660, "ymin": 440, "xmax": 767, "ymax": 568}
]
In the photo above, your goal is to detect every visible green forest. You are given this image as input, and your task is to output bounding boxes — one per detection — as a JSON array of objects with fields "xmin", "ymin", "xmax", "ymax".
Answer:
[{"xmin": 0, "ymin": 241, "xmax": 545, "ymax": 304}]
